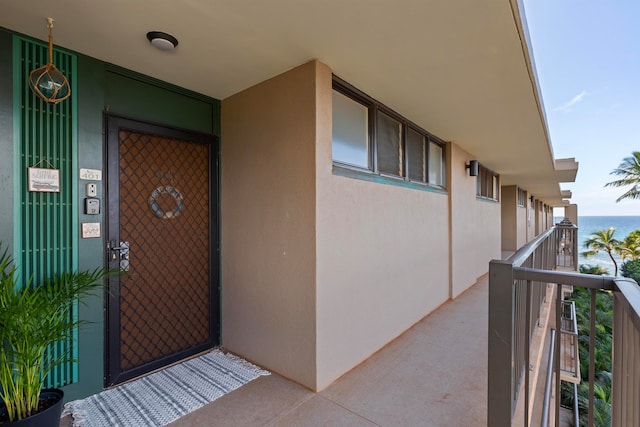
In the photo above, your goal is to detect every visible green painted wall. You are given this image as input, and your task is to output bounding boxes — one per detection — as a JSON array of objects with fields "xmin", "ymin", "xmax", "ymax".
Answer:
[
  {"xmin": 0, "ymin": 27, "xmax": 221, "ymax": 401},
  {"xmin": 62, "ymin": 54, "xmax": 108, "ymax": 400},
  {"xmin": 105, "ymin": 67, "xmax": 220, "ymax": 136},
  {"xmin": 0, "ymin": 30, "xmax": 14, "ymax": 250}
]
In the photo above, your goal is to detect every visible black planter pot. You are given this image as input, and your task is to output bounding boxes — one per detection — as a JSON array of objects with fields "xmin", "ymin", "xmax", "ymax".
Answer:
[{"xmin": 0, "ymin": 389, "xmax": 64, "ymax": 427}]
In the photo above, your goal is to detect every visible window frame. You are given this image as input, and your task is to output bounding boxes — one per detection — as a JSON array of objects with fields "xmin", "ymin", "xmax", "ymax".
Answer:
[
  {"xmin": 332, "ymin": 75, "xmax": 447, "ymax": 192},
  {"xmin": 476, "ymin": 163, "xmax": 500, "ymax": 202},
  {"xmin": 517, "ymin": 187, "xmax": 526, "ymax": 207}
]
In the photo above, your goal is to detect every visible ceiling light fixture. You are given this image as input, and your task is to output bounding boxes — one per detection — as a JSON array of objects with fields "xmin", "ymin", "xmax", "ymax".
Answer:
[{"xmin": 146, "ymin": 31, "xmax": 179, "ymax": 51}]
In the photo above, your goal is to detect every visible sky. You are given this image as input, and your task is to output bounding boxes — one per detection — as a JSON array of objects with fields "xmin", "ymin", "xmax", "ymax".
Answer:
[{"xmin": 522, "ymin": 0, "xmax": 639, "ymax": 216}]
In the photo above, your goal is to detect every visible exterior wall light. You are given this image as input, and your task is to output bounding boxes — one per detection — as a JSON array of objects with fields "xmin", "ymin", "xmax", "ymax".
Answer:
[
  {"xmin": 466, "ymin": 160, "xmax": 479, "ymax": 177},
  {"xmin": 146, "ymin": 31, "xmax": 179, "ymax": 51}
]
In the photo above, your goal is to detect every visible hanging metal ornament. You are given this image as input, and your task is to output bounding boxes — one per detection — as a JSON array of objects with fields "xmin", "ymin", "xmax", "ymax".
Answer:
[{"xmin": 28, "ymin": 18, "xmax": 71, "ymax": 104}]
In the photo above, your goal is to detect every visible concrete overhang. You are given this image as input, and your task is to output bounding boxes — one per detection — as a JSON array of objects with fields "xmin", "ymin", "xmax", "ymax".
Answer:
[
  {"xmin": 501, "ymin": 156, "xmax": 578, "ymax": 206},
  {"xmin": 0, "ymin": 0, "xmax": 574, "ymax": 204}
]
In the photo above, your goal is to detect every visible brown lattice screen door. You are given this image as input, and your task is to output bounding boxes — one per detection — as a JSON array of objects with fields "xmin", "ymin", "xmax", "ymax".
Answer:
[{"xmin": 105, "ymin": 115, "xmax": 218, "ymax": 387}]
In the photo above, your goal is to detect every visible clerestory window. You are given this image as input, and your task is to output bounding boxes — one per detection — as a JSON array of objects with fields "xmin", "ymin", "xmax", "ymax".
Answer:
[
  {"xmin": 331, "ymin": 76, "xmax": 446, "ymax": 190},
  {"xmin": 476, "ymin": 164, "xmax": 500, "ymax": 201}
]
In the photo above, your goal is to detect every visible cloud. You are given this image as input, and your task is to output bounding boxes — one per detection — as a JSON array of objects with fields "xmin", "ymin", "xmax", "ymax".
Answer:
[{"xmin": 552, "ymin": 90, "xmax": 589, "ymax": 112}]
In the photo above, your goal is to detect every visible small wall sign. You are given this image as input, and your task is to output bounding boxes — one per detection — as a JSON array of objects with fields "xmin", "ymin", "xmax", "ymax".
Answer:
[
  {"xmin": 28, "ymin": 167, "xmax": 60, "ymax": 192},
  {"xmin": 81, "ymin": 222, "xmax": 101, "ymax": 239},
  {"xmin": 79, "ymin": 168, "xmax": 102, "ymax": 181}
]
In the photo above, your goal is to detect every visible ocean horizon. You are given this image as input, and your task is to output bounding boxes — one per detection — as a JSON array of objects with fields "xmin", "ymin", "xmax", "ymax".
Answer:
[{"xmin": 555, "ymin": 215, "xmax": 640, "ymax": 276}]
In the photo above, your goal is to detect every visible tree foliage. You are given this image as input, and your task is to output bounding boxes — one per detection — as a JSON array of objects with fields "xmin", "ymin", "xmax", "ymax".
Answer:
[
  {"xmin": 579, "ymin": 264, "xmax": 610, "ymax": 276},
  {"xmin": 619, "ymin": 229, "xmax": 640, "ymax": 261},
  {"xmin": 561, "ymin": 286, "xmax": 613, "ymax": 427},
  {"xmin": 605, "ymin": 151, "xmax": 640, "ymax": 202},
  {"xmin": 621, "ymin": 258, "xmax": 640, "ymax": 283},
  {"xmin": 581, "ymin": 227, "xmax": 622, "ymax": 276},
  {"xmin": 567, "ymin": 228, "xmax": 639, "ymax": 425}
]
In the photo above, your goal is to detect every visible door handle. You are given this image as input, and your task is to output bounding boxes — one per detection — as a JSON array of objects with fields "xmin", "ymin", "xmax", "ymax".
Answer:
[{"xmin": 109, "ymin": 241, "xmax": 130, "ymax": 272}]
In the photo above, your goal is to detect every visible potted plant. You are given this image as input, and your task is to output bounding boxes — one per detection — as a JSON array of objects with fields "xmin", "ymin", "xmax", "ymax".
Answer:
[{"xmin": 0, "ymin": 246, "xmax": 109, "ymax": 426}]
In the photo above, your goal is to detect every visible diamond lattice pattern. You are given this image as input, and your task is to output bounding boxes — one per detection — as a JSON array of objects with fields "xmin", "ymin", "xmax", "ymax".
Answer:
[{"xmin": 119, "ymin": 130, "xmax": 210, "ymax": 371}]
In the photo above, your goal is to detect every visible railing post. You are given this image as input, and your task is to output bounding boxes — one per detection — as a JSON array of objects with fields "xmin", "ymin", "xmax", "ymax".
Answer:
[
  {"xmin": 612, "ymin": 278, "xmax": 640, "ymax": 427},
  {"xmin": 488, "ymin": 259, "xmax": 515, "ymax": 427},
  {"xmin": 573, "ymin": 225, "xmax": 578, "ymax": 269}
]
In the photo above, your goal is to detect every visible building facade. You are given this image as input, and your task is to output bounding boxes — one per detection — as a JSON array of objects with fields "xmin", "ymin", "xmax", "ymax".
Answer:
[{"xmin": 0, "ymin": 0, "xmax": 577, "ymax": 399}]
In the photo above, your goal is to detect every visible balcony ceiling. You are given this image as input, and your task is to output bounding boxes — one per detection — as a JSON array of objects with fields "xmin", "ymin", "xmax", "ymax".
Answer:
[{"xmin": 0, "ymin": 0, "xmax": 576, "ymax": 205}]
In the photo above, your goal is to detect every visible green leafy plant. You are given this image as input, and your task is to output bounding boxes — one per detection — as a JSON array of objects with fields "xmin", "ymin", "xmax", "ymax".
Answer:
[
  {"xmin": 0, "ymin": 246, "xmax": 109, "ymax": 422},
  {"xmin": 579, "ymin": 264, "xmax": 610, "ymax": 276},
  {"xmin": 621, "ymin": 258, "xmax": 640, "ymax": 283}
]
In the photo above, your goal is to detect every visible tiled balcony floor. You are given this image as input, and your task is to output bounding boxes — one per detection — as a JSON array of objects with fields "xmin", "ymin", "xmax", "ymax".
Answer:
[{"xmin": 167, "ymin": 276, "xmax": 489, "ymax": 427}]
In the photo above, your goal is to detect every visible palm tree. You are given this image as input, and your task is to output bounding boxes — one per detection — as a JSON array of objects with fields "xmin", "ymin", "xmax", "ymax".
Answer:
[
  {"xmin": 619, "ymin": 230, "xmax": 640, "ymax": 261},
  {"xmin": 582, "ymin": 228, "xmax": 622, "ymax": 276},
  {"xmin": 605, "ymin": 151, "xmax": 640, "ymax": 202}
]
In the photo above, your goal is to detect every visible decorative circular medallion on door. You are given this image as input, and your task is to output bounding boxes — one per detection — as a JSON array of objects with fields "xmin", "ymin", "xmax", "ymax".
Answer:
[{"xmin": 148, "ymin": 185, "xmax": 184, "ymax": 219}]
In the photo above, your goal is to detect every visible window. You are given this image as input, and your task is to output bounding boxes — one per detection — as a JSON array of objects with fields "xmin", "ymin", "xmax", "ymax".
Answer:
[
  {"xmin": 517, "ymin": 187, "xmax": 526, "ymax": 207},
  {"xmin": 331, "ymin": 77, "xmax": 447, "ymax": 190},
  {"xmin": 407, "ymin": 128, "xmax": 425, "ymax": 182},
  {"xmin": 428, "ymin": 142, "xmax": 445, "ymax": 186},
  {"xmin": 476, "ymin": 164, "xmax": 499, "ymax": 201},
  {"xmin": 377, "ymin": 111, "xmax": 403, "ymax": 176},
  {"xmin": 332, "ymin": 90, "xmax": 369, "ymax": 168}
]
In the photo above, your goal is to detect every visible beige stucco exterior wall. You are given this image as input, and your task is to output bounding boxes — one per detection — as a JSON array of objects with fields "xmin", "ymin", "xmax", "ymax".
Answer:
[
  {"xmin": 449, "ymin": 144, "xmax": 501, "ymax": 297},
  {"xmin": 221, "ymin": 61, "xmax": 318, "ymax": 389},
  {"xmin": 501, "ymin": 186, "xmax": 529, "ymax": 252},
  {"xmin": 501, "ymin": 186, "xmax": 517, "ymax": 251},
  {"xmin": 535, "ymin": 200, "xmax": 543, "ymax": 236},
  {"xmin": 527, "ymin": 198, "xmax": 536, "ymax": 242},
  {"xmin": 565, "ymin": 204, "xmax": 578, "ymax": 226},
  {"xmin": 221, "ymin": 59, "xmax": 501, "ymax": 391},
  {"xmin": 517, "ymin": 205, "xmax": 527, "ymax": 248},
  {"xmin": 315, "ymin": 63, "xmax": 450, "ymax": 390}
]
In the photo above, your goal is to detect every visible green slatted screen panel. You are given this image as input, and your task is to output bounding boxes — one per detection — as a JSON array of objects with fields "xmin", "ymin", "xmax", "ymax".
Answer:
[{"xmin": 13, "ymin": 35, "xmax": 79, "ymax": 388}]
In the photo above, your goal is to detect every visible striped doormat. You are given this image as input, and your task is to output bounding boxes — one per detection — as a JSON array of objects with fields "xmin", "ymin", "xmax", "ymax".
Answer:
[{"xmin": 62, "ymin": 350, "xmax": 269, "ymax": 427}]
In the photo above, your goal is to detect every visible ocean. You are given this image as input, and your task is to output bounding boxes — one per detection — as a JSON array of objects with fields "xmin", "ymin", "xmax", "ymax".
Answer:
[{"xmin": 555, "ymin": 216, "xmax": 640, "ymax": 275}]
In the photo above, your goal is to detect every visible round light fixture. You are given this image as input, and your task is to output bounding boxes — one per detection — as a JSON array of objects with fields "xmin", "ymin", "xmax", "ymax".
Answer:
[{"xmin": 146, "ymin": 31, "xmax": 178, "ymax": 51}]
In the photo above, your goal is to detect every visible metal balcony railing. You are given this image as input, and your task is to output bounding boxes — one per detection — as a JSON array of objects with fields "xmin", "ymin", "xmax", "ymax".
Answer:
[
  {"xmin": 559, "ymin": 300, "xmax": 580, "ymax": 384},
  {"xmin": 488, "ymin": 223, "xmax": 640, "ymax": 427}
]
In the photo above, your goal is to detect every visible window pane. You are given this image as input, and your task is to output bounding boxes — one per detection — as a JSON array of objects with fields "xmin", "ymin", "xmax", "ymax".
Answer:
[
  {"xmin": 428, "ymin": 142, "xmax": 444, "ymax": 186},
  {"xmin": 407, "ymin": 129, "xmax": 425, "ymax": 182},
  {"xmin": 332, "ymin": 90, "xmax": 369, "ymax": 168},
  {"xmin": 377, "ymin": 111, "xmax": 403, "ymax": 176},
  {"xmin": 477, "ymin": 167, "xmax": 485, "ymax": 196}
]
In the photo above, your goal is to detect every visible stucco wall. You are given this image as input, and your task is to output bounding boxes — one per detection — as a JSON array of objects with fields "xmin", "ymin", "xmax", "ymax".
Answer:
[
  {"xmin": 315, "ymin": 64, "xmax": 450, "ymax": 390},
  {"xmin": 450, "ymin": 144, "xmax": 501, "ymax": 297},
  {"xmin": 221, "ymin": 62, "xmax": 317, "ymax": 389},
  {"xmin": 517, "ymin": 205, "xmax": 527, "ymax": 249},
  {"xmin": 527, "ymin": 198, "xmax": 536, "ymax": 242},
  {"xmin": 565, "ymin": 204, "xmax": 578, "ymax": 226},
  {"xmin": 501, "ymin": 186, "xmax": 517, "ymax": 252},
  {"xmin": 501, "ymin": 186, "xmax": 529, "ymax": 252},
  {"xmin": 535, "ymin": 200, "xmax": 544, "ymax": 235},
  {"xmin": 221, "ymin": 59, "xmax": 501, "ymax": 391}
]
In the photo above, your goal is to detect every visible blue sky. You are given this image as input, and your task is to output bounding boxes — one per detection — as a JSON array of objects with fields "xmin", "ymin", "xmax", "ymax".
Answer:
[{"xmin": 522, "ymin": 0, "xmax": 639, "ymax": 216}]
